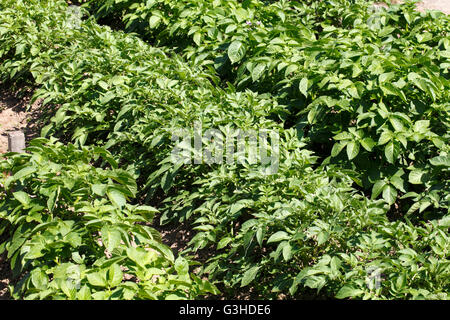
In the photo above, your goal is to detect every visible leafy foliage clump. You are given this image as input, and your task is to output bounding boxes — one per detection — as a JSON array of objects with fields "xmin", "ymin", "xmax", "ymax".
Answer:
[
  {"xmin": 0, "ymin": 0, "xmax": 448, "ymax": 300},
  {"xmin": 84, "ymin": 0, "xmax": 450, "ymax": 216},
  {"xmin": 0, "ymin": 138, "xmax": 218, "ymax": 299}
]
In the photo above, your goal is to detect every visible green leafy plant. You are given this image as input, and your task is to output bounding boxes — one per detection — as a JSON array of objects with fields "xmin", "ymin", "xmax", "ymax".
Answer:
[
  {"xmin": 83, "ymin": 0, "xmax": 450, "ymax": 215},
  {"xmin": 0, "ymin": 138, "xmax": 218, "ymax": 299}
]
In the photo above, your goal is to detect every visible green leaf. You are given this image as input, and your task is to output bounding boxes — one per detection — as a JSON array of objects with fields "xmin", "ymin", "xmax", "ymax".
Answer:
[
  {"xmin": 100, "ymin": 91, "xmax": 115, "ymax": 104},
  {"xmin": 256, "ymin": 227, "xmax": 264, "ymax": 247},
  {"xmin": 379, "ymin": 72, "xmax": 395, "ymax": 83},
  {"xmin": 390, "ymin": 175, "xmax": 405, "ymax": 192},
  {"xmin": 98, "ymin": 80, "xmax": 109, "ymax": 91},
  {"xmin": 13, "ymin": 166, "xmax": 36, "ymax": 180},
  {"xmin": 346, "ymin": 141, "xmax": 360, "ymax": 160},
  {"xmin": 106, "ymin": 187, "xmax": 126, "ymax": 209},
  {"xmin": 76, "ymin": 285, "xmax": 92, "ymax": 300},
  {"xmin": 409, "ymin": 170, "xmax": 426, "ymax": 185},
  {"xmin": 277, "ymin": 10, "xmax": 286, "ymax": 23},
  {"xmin": 382, "ymin": 184, "xmax": 397, "ymax": 205},
  {"xmin": 389, "ymin": 116, "xmax": 405, "ymax": 132},
  {"xmin": 126, "ymin": 247, "xmax": 154, "ymax": 267},
  {"xmin": 161, "ymin": 171, "xmax": 174, "ymax": 193},
  {"xmin": 174, "ymin": 257, "xmax": 189, "ymax": 275},
  {"xmin": 91, "ymin": 184, "xmax": 107, "ymax": 196},
  {"xmin": 107, "ymin": 264, "xmax": 123, "ymax": 288},
  {"xmin": 134, "ymin": 205, "xmax": 158, "ymax": 221},
  {"xmin": 267, "ymin": 231, "xmax": 290, "ymax": 244},
  {"xmin": 360, "ymin": 138, "xmax": 375, "ymax": 152},
  {"xmin": 385, "ymin": 142, "xmax": 400, "ymax": 164},
  {"xmin": 31, "ymin": 269, "xmax": 48, "ymax": 289},
  {"xmin": 87, "ymin": 271, "xmax": 108, "ymax": 288},
  {"xmin": 299, "ymin": 77, "xmax": 308, "ymax": 97},
  {"xmin": 217, "ymin": 237, "xmax": 232, "ymax": 249},
  {"xmin": 378, "ymin": 130, "xmax": 392, "ymax": 145},
  {"xmin": 330, "ymin": 257, "xmax": 341, "ymax": 273},
  {"xmin": 371, "ymin": 180, "xmax": 386, "ymax": 199},
  {"xmin": 396, "ymin": 273, "xmax": 407, "ymax": 290},
  {"xmin": 13, "ymin": 191, "xmax": 31, "ymax": 206},
  {"xmin": 241, "ymin": 266, "xmax": 260, "ymax": 287},
  {"xmin": 317, "ymin": 231, "xmax": 329, "ymax": 246},
  {"xmin": 438, "ymin": 216, "xmax": 450, "ymax": 228},
  {"xmin": 282, "ymin": 242, "xmax": 292, "ymax": 261},
  {"xmin": 251, "ymin": 63, "xmax": 266, "ymax": 82},
  {"xmin": 429, "ymin": 155, "xmax": 450, "ymax": 167},
  {"xmin": 148, "ymin": 240, "xmax": 174, "ymax": 263},
  {"xmin": 416, "ymin": 32, "xmax": 433, "ymax": 43},
  {"xmin": 101, "ymin": 226, "xmax": 122, "ymax": 253},
  {"xmin": 149, "ymin": 15, "xmax": 161, "ymax": 29},
  {"xmin": 331, "ymin": 142, "xmax": 346, "ymax": 157},
  {"xmin": 228, "ymin": 41, "xmax": 246, "ymax": 64},
  {"xmin": 225, "ymin": 24, "xmax": 237, "ymax": 34},
  {"xmin": 47, "ymin": 189, "xmax": 57, "ymax": 212},
  {"xmin": 307, "ymin": 105, "xmax": 321, "ymax": 124},
  {"xmin": 229, "ymin": 202, "xmax": 246, "ymax": 215},
  {"xmin": 193, "ymin": 32, "xmax": 201, "ymax": 46},
  {"xmin": 413, "ymin": 120, "xmax": 430, "ymax": 133}
]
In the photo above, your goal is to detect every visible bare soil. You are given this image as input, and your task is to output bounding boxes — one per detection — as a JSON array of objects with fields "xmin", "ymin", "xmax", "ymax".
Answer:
[
  {"xmin": 0, "ymin": 85, "xmax": 43, "ymax": 154},
  {"xmin": 0, "ymin": 256, "xmax": 12, "ymax": 300}
]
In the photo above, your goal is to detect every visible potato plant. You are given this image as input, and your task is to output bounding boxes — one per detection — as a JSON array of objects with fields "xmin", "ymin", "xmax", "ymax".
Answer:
[{"xmin": 83, "ymin": 0, "xmax": 450, "ymax": 216}]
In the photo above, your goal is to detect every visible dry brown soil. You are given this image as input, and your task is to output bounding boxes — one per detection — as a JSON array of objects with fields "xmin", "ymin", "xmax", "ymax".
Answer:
[{"xmin": 0, "ymin": 86, "xmax": 42, "ymax": 154}]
